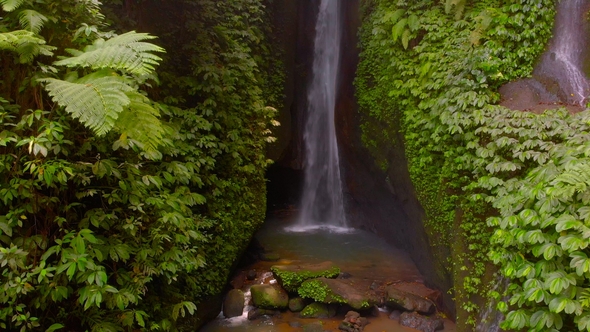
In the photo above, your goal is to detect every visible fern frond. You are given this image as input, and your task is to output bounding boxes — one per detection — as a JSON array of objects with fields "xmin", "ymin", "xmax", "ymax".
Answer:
[
  {"xmin": 0, "ymin": 0, "xmax": 26, "ymax": 12},
  {"xmin": 0, "ymin": 30, "xmax": 54, "ymax": 62},
  {"xmin": 54, "ymin": 31, "xmax": 165, "ymax": 76},
  {"xmin": 40, "ymin": 72, "xmax": 133, "ymax": 135},
  {"xmin": 18, "ymin": 9, "xmax": 48, "ymax": 34},
  {"xmin": 444, "ymin": 0, "xmax": 466, "ymax": 20},
  {"xmin": 114, "ymin": 92, "xmax": 171, "ymax": 160}
]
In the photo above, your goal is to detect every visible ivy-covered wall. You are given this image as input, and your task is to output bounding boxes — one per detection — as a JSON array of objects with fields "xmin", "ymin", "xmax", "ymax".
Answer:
[
  {"xmin": 355, "ymin": 0, "xmax": 590, "ymax": 331},
  {"xmin": 0, "ymin": 0, "xmax": 282, "ymax": 330}
]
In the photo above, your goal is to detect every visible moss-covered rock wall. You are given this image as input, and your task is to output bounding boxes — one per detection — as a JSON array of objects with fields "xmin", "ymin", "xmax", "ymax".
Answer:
[{"xmin": 353, "ymin": 0, "xmax": 590, "ymax": 330}]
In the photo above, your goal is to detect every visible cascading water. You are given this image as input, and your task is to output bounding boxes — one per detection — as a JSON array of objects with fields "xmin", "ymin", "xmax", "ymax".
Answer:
[
  {"xmin": 294, "ymin": 0, "xmax": 347, "ymax": 230},
  {"xmin": 534, "ymin": 0, "xmax": 590, "ymax": 105}
]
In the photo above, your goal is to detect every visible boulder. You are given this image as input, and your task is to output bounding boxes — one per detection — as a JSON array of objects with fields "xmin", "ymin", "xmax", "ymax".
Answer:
[
  {"xmin": 386, "ymin": 287, "xmax": 435, "ymax": 314},
  {"xmin": 246, "ymin": 269, "xmax": 257, "ymax": 280},
  {"xmin": 399, "ymin": 312, "xmax": 444, "ymax": 332},
  {"xmin": 299, "ymin": 303, "xmax": 337, "ymax": 318},
  {"xmin": 222, "ymin": 289, "xmax": 245, "ymax": 318},
  {"xmin": 250, "ymin": 284, "xmax": 289, "ymax": 309},
  {"xmin": 389, "ymin": 282, "xmax": 442, "ymax": 307},
  {"xmin": 271, "ymin": 261, "xmax": 340, "ymax": 292},
  {"xmin": 288, "ymin": 297, "xmax": 307, "ymax": 312},
  {"xmin": 247, "ymin": 308, "xmax": 280, "ymax": 320},
  {"xmin": 338, "ymin": 311, "xmax": 369, "ymax": 332},
  {"xmin": 298, "ymin": 278, "xmax": 379, "ymax": 310},
  {"xmin": 388, "ymin": 310, "xmax": 402, "ymax": 320}
]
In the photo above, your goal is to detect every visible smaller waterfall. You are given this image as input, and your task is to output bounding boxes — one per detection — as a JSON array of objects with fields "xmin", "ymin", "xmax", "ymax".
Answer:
[
  {"xmin": 295, "ymin": 0, "xmax": 347, "ymax": 230},
  {"xmin": 534, "ymin": 0, "xmax": 590, "ymax": 105},
  {"xmin": 475, "ymin": 277, "xmax": 509, "ymax": 332}
]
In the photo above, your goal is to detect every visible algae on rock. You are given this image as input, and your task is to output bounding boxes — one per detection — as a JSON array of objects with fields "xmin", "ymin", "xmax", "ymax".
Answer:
[{"xmin": 271, "ymin": 261, "xmax": 340, "ymax": 292}]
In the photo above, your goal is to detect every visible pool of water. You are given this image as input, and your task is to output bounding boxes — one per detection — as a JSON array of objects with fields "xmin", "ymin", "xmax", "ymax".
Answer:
[{"xmin": 200, "ymin": 215, "xmax": 456, "ymax": 332}]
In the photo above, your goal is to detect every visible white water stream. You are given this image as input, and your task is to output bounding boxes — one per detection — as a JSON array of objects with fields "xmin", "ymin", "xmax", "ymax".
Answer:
[
  {"xmin": 535, "ymin": 0, "xmax": 590, "ymax": 105},
  {"xmin": 553, "ymin": 0, "xmax": 590, "ymax": 104},
  {"xmin": 295, "ymin": 0, "xmax": 347, "ymax": 230}
]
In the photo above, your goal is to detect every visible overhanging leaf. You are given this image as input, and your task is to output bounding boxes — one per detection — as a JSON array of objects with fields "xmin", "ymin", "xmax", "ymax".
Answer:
[
  {"xmin": 0, "ymin": 0, "xmax": 26, "ymax": 11},
  {"xmin": 54, "ymin": 31, "xmax": 165, "ymax": 76},
  {"xmin": 39, "ymin": 72, "xmax": 133, "ymax": 135}
]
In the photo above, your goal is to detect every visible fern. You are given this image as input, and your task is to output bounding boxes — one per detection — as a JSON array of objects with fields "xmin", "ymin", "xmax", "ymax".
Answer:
[
  {"xmin": 113, "ymin": 92, "xmax": 171, "ymax": 160},
  {"xmin": 40, "ymin": 71, "xmax": 133, "ymax": 135},
  {"xmin": 54, "ymin": 31, "xmax": 165, "ymax": 76},
  {"xmin": 18, "ymin": 9, "xmax": 48, "ymax": 34},
  {"xmin": 0, "ymin": 0, "xmax": 26, "ymax": 12},
  {"xmin": 0, "ymin": 30, "xmax": 54, "ymax": 62},
  {"xmin": 445, "ymin": 0, "xmax": 466, "ymax": 20}
]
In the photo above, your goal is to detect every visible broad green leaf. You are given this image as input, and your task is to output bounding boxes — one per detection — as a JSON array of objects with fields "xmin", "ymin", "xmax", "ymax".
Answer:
[{"xmin": 45, "ymin": 323, "xmax": 64, "ymax": 332}]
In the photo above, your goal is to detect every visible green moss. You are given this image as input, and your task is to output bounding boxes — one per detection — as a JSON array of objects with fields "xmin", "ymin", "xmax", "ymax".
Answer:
[
  {"xmin": 299, "ymin": 303, "xmax": 335, "ymax": 319},
  {"xmin": 271, "ymin": 264, "xmax": 340, "ymax": 292},
  {"xmin": 297, "ymin": 279, "xmax": 346, "ymax": 304}
]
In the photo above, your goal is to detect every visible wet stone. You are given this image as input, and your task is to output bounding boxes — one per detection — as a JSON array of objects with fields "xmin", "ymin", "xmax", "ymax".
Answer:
[
  {"xmin": 288, "ymin": 297, "xmax": 307, "ymax": 312},
  {"xmin": 339, "ymin": 311, "xmax": 369, "ymax": 332},
  {"xmin": 386, "ymin": 286, "xmax": 435, "ymax": 314},
  {"xmin": 222, "ymin": 289, "xmax": 244, "ymax": 318},
  {"xmin": 250, "ymin": 284, "xmax": 289, "ymax": 309},
  {"xmin": 246, "ymin": 269, "xmax": 257, "ymax": 280},
  {"xmin": 399, "ymin": 312, "xmax": 444, "ymax": 332},
  {"xmin": 247, "ymin": 308, "xmax": 280, "ymax": 320}
]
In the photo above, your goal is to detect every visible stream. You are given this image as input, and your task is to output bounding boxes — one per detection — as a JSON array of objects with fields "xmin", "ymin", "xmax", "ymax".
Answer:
[{"xmin": 200, "ymin": 213, "xmax": 457, "ymax": 332}]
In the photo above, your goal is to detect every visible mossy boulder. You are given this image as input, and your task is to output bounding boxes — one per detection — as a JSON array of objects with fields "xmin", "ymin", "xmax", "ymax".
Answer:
[
  {"xmin": 299, "ymin": 302, "xmax": 337, "ymax": 318},
  {"xmin": 271, "ymin": 261, "xmax": 340, "ymax": 292},
  {"xmin": 250, "ymin": 284, "xmax": 289, "ymax": 309},
  {"xmin": 298, "ymin": 278, "xmax": 378, "ymax": 310}
]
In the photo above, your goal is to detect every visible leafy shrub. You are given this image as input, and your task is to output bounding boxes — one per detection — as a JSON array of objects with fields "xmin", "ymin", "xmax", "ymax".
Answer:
[{"xmin": 0, "ymin": 0, "xmax": 280, "ymax": 330}]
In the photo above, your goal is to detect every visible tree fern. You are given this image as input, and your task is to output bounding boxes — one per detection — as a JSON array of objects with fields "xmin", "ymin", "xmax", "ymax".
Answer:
[
  {"xmin": 0, "ymin": 30, "xmax": 54, "ymax": 63},
  {"xmin": 54, "ymin": 31, "xmax": 165, "ymax": 76},
  {"xmin": 40, "ymin": 71, "xmax": 133, "ymax": 136},
  {"xmin": 0, "ymin": 0, "xmax": 26, "ymax": 12},
  {"xmin": 18, "ymin": 9, "xmax": 48, "ymax": 34},
  {"xmin": 113, "ymin": 91, "xmax": 171, "ymax": 160}
]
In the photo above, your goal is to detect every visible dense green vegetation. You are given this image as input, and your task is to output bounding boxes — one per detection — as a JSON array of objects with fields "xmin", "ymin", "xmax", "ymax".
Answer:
[
  {"xmin": 357, "ymin": 0, "xmax": 590, "ymax": 330},
  {"xmin": 0, "ymin": 0, "xmax": 281, "ymax": 330}
]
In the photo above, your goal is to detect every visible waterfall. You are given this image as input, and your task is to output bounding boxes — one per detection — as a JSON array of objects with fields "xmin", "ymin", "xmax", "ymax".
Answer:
[
  {"xmin": 534, "ymin": 0, "xmax": 590, "ymax": 105},
  {"xmin": 295, "ymin": 0, "xmax": 347, "ymax": 230},
  {"xmin": 475, "ymin": 277, "xmax": 509, "ymax": 332}
]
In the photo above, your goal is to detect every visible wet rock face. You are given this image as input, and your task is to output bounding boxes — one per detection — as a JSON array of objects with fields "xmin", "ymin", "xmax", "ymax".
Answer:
[
  {"xmin": 399, "ymin": 311, "xmax": 444, "ymax": 332},
  {"xmin": 386, "ymin": 287, "xmax": 435, "ymax": 315},
  {"xmin": 223, "ymin": 289, "xmax": 245, "ymax": 318},
  {"xmin": 532, "ymin": 0, "xmax": 590, "ymax": 105},
  {"xmin": 502, "ymin": 0, "xmax": 590, "ymax": 111}
]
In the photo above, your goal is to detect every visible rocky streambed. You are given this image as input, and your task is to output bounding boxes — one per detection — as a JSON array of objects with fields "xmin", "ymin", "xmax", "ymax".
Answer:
[{"xmin": 200, "ymin": 215, "xmax": 457, "ymax": 332}]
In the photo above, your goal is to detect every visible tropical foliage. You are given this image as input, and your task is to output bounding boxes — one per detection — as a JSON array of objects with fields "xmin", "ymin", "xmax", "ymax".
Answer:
[
  {"xmin": 0, "ymin": 0, "xmax": 280, "ymax": 331},
  {"xmin": 356, "ymin": 0, "xmax": 590, "ymax": 330}
]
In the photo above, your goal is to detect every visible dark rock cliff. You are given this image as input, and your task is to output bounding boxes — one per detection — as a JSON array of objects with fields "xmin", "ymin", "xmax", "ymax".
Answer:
[{"xmin": 268, "ymin": 0, "xmax": 455, "ymax": 315}]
